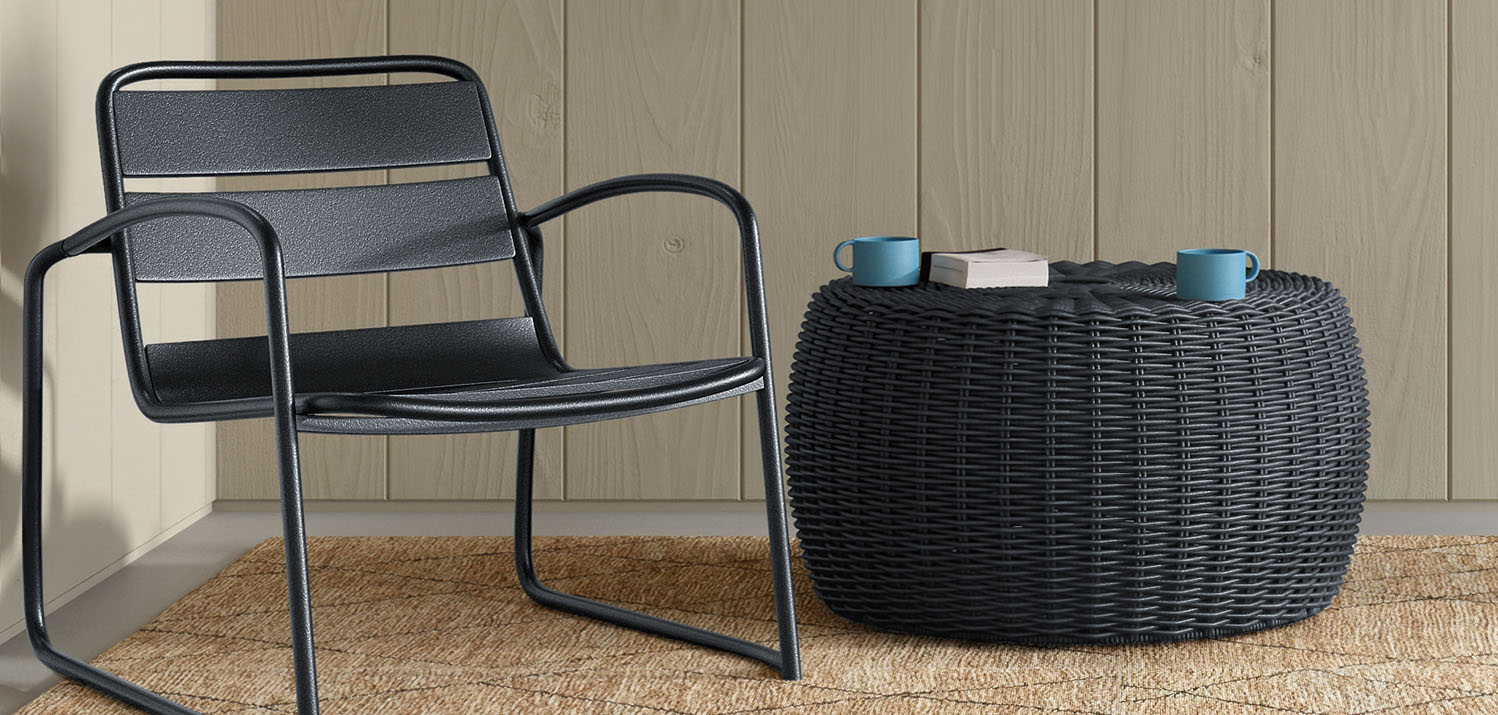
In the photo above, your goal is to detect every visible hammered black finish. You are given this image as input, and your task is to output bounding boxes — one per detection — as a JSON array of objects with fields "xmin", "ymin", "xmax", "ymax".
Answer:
[
  {"xmin": 785, "ymin": 261, "xmax": 1370, "ymax": 644},
  {"xmin": 124, "ymin": 177, "xmax": 515, "ymax": 281},
  {"xmin": 112, "ymin": 81, "xmax": 493, "ymax": 176},
  {"xmin": 22, "ymin": 55, "xmax": 800, "ymax": 715}
]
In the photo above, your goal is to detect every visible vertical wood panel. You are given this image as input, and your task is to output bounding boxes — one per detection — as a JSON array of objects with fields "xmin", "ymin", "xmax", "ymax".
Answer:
[
  {"xmin": 564, "ymin": 0, "xmax": 741, "ymax": 499},
  {"xmin": 1451, "ymin": 0, "xmax": 1495, "ymax": 498},
  {"xmin": 920, "ymin": 0, "xmax": 1093, "ymax": 263},
  {"xmin": 42, "ymin": 0, "xmax": 119, "ymax": 595},
  {"xmin": 111, "ymin": 0, "xmax": 166, "ymax": 549},
  {"xmin": 0, "ymin": 0, "xmax": 32, "ymax": 623},
  {"xmin": 1097, "ymin": 0, "xmax": 1270, "ymax": 264},
  {"xmin": 18, "ymin": 0, "xmax": 126, "ymax": 606},
  {"xmin": 1275, "ymin": 0, "xmax": 1447, "ymax": 499},
  {"xmin": 215, "ymin": 0, "xmax": 388, "ymax": 500},
  {"xmin": 741, "ymin": 0, "xmax": 917, "ymax": 499},
  {"xmin": 387, "ymin": 0, "xmax": 565, "ymax": 501}
]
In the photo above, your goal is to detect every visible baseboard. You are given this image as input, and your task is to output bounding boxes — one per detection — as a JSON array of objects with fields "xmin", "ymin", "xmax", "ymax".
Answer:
[
  {"xmin": 212, "ymin": 499, "xmax": 1498, "ymax": 536},
  {"xmin": 212, "ymin": 499, "xmax": 771, "ymax": 513},
  {"xmin": 216, "ymin": 498, "xmax": 1498, "ymax": 511},
  {"xmin": 1359, "ymin": 501, "xmax": 1498, "ymax": 534},
  {"xmin": 0, "ymin": 504, "xmax": 213, "ymax": 644}
]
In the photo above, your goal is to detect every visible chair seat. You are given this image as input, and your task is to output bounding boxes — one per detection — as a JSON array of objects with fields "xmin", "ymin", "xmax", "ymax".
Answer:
[{"xmin": 144, "ymin": 317, "xmax": 765, "ymax": 433}]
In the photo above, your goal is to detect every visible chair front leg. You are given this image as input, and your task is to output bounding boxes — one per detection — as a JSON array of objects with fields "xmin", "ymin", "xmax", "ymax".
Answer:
[
  {"xmin": 19, "ymin": 398, "xmax": 322, "ymax": 714},
  {"xmin": 20, "ymin": 404, "xmax": 322, "ymax": 713},
  {"xmin": 21, "ymin": 244, "xmax": 322, "ymax": 713},
  {"xmin": 19, "ymin": 413, "xmax": 322, "ymax": 715},
  {"xmin": 22, "ymin": 248, "xmax": 202, "ymax": 715},
  {"xmin": 21, "ymin": 198, "xmax": 317, "ymax": 712},
  {"xmin": 752, "ymin": 384, "xmax": 803, "ymax": 680},
  {"xmin": 274, "ymin": 416, "xmax": 321, "ymax": 714},
  {"xmin": 512, "ymin": 426, "xmax": 800, "ymax": 678}
]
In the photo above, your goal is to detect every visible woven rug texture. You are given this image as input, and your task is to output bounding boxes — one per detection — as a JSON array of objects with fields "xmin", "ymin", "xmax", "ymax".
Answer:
[{"xmin": 18, "ymin": 535, "xmax": 1498, "ymax": 714}]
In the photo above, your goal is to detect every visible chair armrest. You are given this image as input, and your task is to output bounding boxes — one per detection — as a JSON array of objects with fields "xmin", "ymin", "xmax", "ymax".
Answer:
[
  {"xmin": 522, "ymin": 173, "xmax": 755, "ymax": 231},
  {"xmin": 27, "ymin": 196, "xmax": 298, "ymax": 418},
  {"xmin": 519, "ymin": 173, "xmax": 775, "ymax": 363},
  {"xmin": 57, "ymin": 195, "xmax": 279, "ymax": 258}
]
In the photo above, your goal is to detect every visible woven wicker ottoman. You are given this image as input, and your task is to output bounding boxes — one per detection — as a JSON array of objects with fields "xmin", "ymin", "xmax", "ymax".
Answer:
[{"xmin": 784, "ymin": 261, "xmax": 1370, "ymax": 644}]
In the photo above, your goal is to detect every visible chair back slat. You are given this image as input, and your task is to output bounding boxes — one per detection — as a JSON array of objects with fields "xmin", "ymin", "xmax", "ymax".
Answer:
[
  {"xmin": 113, "ymin": 82, "xmax": 492, "ymax": 177},
  {"xmin": 124, "ymin": 176, "xmax": 515, "ymax": 281}
]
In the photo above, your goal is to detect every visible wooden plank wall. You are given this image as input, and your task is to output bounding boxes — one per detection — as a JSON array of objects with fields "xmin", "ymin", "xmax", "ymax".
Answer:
[
  {"xmin": 1277, "ymin": 0, "xmax": 1448, "ymax": 499},
  {"xmin": 1453, "ymin": 0, "xmax": 1498, "ymax": 498},
  {"xmin": 742, "ymin": 0, "xmax": 917, "ymax": 499},
  {"xmin": 216, "ymin": 0, "xmax": 1473, "ymax": 503},
  {"xmin": 216, "ymin": 0, "xmax": 391, "ymax": 501},
  {"xmin": 385, "ymin": 0, "xmax": 565, "ymax": 501},
  {"xmin": 0, "ymin": 0, "xmax": 217, "ymax": 637},
  {"xmin": 564, "ymin": 1, "xmax": 743, "ymax": 499}
]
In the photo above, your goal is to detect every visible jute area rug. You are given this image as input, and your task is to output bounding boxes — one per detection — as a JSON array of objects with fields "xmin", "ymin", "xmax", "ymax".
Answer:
[{"xmin": 20, "ymin": 536, "xmax": 1498, "ymax": 714}]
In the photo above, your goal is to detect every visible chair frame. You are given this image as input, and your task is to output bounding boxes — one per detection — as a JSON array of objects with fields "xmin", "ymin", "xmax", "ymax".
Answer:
[{"xmin": 21, "ymin": 56, "xmax": 800, "ymax": 715}]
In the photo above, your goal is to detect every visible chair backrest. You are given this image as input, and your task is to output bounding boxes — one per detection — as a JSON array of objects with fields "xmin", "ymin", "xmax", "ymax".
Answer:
[
  {"xmin": 95, "ymin": 56, "xmax": 556, "ymax": 408},
  {"xmin": 99, "ymin": 56, "xmax": 524, "ymax": 281}
]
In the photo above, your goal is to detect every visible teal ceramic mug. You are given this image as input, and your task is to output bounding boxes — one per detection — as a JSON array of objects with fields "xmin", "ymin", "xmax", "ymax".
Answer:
[
  {"xmin": 834, "ymin": 236, "xmax": 920, "ymax": 287},
  {"xmin": 1176, "ymin": 248, "xmax": 1260, "ymax": 301}
]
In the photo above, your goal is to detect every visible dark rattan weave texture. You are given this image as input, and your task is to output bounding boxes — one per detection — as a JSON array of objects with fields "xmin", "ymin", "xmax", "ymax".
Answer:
[{"xmin": 785, "ymin": 261, "xmax": 1370, "ymax": 644}]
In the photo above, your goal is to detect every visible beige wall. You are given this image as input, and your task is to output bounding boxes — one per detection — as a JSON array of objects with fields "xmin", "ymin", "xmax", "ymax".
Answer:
[
  {"xmin": 0, "ymin": 0, "xmax": 217, "ymax": 640},
  {"xmin": 206, "ymin": 0, "xmax": 1473, "ymax": 504}
]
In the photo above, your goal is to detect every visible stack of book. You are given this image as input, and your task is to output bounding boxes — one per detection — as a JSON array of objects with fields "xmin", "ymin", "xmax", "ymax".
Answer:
[{"xmin": 921, "ymin": 248, "xmax": 1049, "ymax": 288}]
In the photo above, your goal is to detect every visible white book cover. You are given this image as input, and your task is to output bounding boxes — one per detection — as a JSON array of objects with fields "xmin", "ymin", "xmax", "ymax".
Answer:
[
  {"xmin": 930, "ymin": 249, "xmax": 1047, "ymax": 267},
  {"xmin": 925, "ymin": 248, "xmax": 1049, "ymax": 288}
]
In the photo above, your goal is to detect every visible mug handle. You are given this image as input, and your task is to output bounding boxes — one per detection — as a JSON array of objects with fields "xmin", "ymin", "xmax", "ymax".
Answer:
[
  {"xmin": 833, "ymin": 239, "xmax": 856, "ymax": 273},
  {"xmin": 1245, "ymin": 250, "xmax": 1261, "ymax": 283}
]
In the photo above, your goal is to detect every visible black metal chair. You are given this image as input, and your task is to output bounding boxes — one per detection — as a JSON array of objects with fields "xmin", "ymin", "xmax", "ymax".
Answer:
[{"xmin": 20, "ymin": 55, "xmax": 801, "ymax": 715}]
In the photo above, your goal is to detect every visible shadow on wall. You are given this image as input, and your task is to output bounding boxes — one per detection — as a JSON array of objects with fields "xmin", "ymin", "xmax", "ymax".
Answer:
[{"xmin": 0, "ymin": 0, "xmax": 134, "ymax": 640}]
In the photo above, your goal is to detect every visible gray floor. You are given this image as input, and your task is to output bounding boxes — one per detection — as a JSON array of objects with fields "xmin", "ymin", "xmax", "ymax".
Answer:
[
  {"xmin": 0, "ymin": 504, "xmax": 1490, "ymax": 712},
  {"xmin": 0, "ymin": 509, "xmax": 773, "ymax": 713}
]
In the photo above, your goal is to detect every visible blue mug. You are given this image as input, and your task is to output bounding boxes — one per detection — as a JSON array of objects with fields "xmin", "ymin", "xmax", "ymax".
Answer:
[
  {"xmin": 1176, "ymin": 248, "xmax": 1260, "ymax": 301},
  {"xmin": 834, "ymin": 236, "xmax": 920, "ymax": 287}
]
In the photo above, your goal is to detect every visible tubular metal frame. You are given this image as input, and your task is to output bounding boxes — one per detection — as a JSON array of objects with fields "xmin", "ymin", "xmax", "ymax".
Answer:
[
  {"xmin": 22, "ymin": 56, "xmax": 800, "ymax": 715},
  {"xmin": 25, "ymin": 197, "xmax": 308, "ymax": 715}
]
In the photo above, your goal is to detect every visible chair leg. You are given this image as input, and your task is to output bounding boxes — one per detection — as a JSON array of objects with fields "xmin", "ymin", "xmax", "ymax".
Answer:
[
  {"xmin": 752, "ymin": 385, "xmax": 803, "ymax": 679},
  {"xmin": 273, "ymin": 419, "xmax": 322, "ymax": 714},
  {"xmin": 20, "ymin": 411, "xmax": 322, "ymax": 714},
  {"xmin": 21, "ymin": 368, "xmax": 196, "ymax": 713},
  {"xmin": 513, "ymin": 424, "xmax": 801, "ymax": 678},
  {"xmin": 19, "ymin": 253, "xmax": 198, "ymax": 713},
  {"xmin": 20, "ymin": 270, "xmax": 322, "ymax": 712}
]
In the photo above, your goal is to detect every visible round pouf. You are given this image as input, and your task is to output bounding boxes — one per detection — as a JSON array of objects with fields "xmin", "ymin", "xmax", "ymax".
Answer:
[{"xmin": 785, "ymin": 261, "xmax": 1370, "ymax": 644}]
